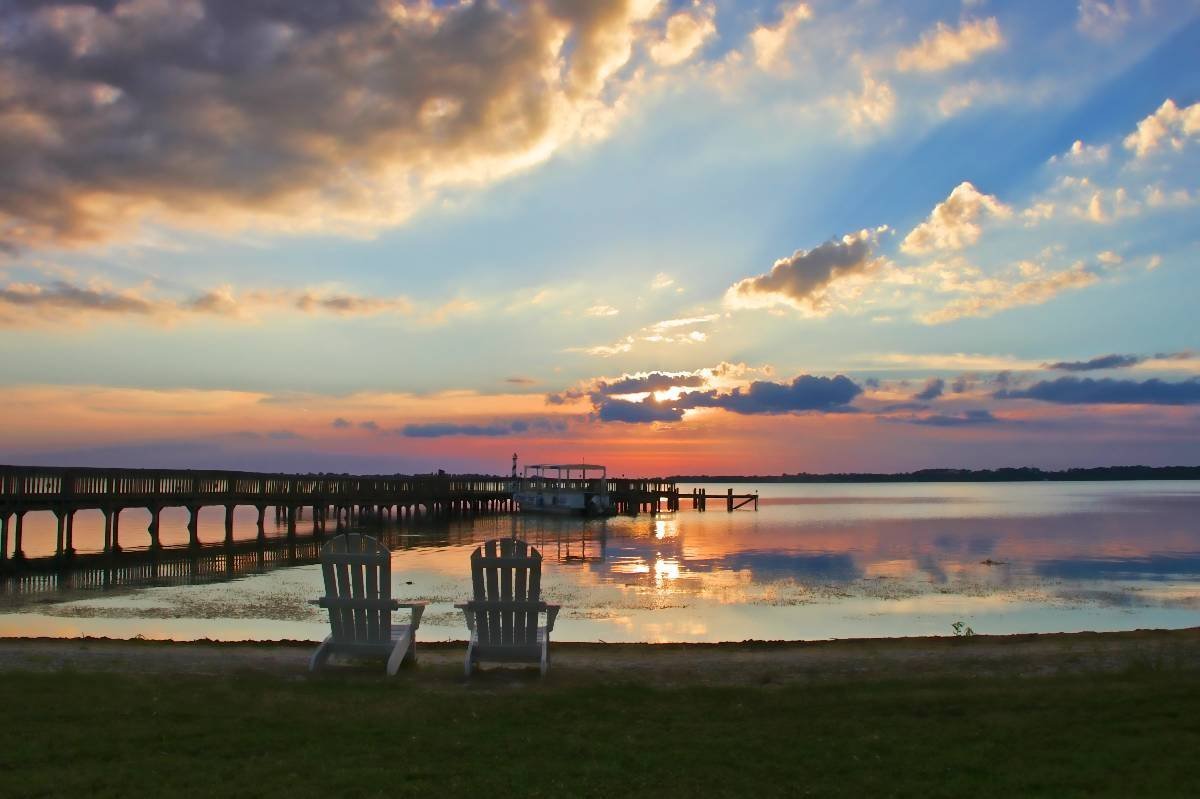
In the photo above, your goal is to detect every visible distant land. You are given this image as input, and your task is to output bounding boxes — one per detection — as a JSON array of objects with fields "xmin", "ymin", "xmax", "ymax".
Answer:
[{"xmin": 668, "ymin": 466, "xmax": 1200, "ymax": 483}]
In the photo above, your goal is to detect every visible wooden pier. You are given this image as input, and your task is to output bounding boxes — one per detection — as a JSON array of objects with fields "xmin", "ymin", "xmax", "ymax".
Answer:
[
  {"xmin": 687, "ymin": 487, "xmax": 759, "ymax": 512},
  {"xmin": 0, "ymin": 465, "xmax": 754, "ymax": 571}
]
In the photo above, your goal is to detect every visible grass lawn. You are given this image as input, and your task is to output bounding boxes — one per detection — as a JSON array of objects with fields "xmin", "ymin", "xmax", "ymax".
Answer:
[{"xmin": 3, "ymin": 665, "xmax": 1199, "ymax": 797}]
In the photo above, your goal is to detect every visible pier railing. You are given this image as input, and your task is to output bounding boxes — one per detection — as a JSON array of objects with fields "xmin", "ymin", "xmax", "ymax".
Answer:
[
  {"xmin": 0, "ymin": 466, "xmax": 517, "ymax": 509},
  {"xmin": 0, "ymin": 465, "xmax": 693, "ymax": 566}
]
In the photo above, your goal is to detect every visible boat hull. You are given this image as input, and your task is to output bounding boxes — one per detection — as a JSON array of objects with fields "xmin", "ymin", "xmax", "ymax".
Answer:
[{"xmin": 513, "ymin": 490, "xmax": 613, "ymax": 517}]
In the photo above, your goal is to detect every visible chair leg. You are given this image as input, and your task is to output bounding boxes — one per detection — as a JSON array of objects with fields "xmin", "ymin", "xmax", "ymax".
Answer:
[
  {"xmin": 540, "ymin": 639, "xmax": 549, "ymax": 677},
  {"xmin": 309, "ymin": 638, "xmax": 333, "ymax": 672},
  {"xmin": 464, "ymin": 640, "xmax": 475, "ymax": 677},
  {"xmin": 386, "ymin": 629, "xmax": 413, "ymax": 676}
]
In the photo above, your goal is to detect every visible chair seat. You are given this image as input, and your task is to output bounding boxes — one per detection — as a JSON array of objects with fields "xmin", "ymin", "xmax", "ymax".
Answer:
[
  {"xmin": 324, "ymin": 625, "xmax": 413, "ymax": 657},
  {"xmin": 473, "ymin": 626, "xmax": 548, "ymax": 662}
]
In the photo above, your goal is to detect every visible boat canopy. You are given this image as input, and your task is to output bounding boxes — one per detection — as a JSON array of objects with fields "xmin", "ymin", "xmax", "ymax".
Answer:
[
  {"xmin": 524, "ymin": 463, "xmax": 606, "ymax": 470},
  {"xmin": 522, "ymin": 463, "xmax": 607, "ymax": 479}
]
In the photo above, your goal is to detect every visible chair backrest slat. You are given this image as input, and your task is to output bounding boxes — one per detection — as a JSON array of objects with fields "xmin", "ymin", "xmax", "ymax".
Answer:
[
  {"xmin": 319, "ymin": 534, "xmax": 392, "ymax": 645},
  {"xmin": 499, "ymin": 538, "xmax": 513, "ymax": 645},
  {"xmin": 514, "ymin": 540, "xmax": 529, "ymax": 645},
  {"xmin": 364, "ymin": 541, "xmax": 380, "ymax": 642},
  {"xmin": 526, "ymin": 546, "xmax": 541, "ymax": 645},
  {"xmin": 469, "ymin": 538, "xmax": 543, "ymax": 648},
  {"xmin": 470, "ymin": 548, "xmax": 489, "ymax": 644},
  {"xmin": 484, "ymin": 539, "xmax": 500, "ymax": 645}
]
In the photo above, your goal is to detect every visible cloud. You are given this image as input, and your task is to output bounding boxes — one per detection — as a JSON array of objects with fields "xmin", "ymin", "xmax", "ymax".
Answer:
[
  {"xmin": 917, "ymin": 259, "xmax": 1097, "ymax": 324},
  {"xmin": 587, "ymin": 372, "xmax": 862, "ymax": 423},
  {"xmin": 1050, "ymin": 140, "xmax": 1111, "ymax": 166},
  {"xmin": 294, "ymin": 292, "xmax": 413, "ymax": 316},
  {"xmin": 913, "ymin": 378, "xmax": 945, "ymax": 401},
  {"xmin": 905, "ymin": 409, "xmax": 998, "ymax": 426},
  {"xmin": 1123, "ymin": 99, "xmax": 1200, "ymax": 158},
  {"xmin": 749, "ymin": 2, "xmax": 812, "ymax": 71},
  {"xmin": 901, "ymin": 182, "xmax": 1011, "ymax": 254},
  {"xmin": 649, "ymin": 3, "xmax": 716, "ymax": 67},
  {"xmin": 0, "ymin": 280, "xmax": 159, "ymax": 317},
  {"xmin": 505, "ymin": 376, "xmax": 537, "ymax": 385},
  {"xmin": 679, "ymin": 375, "xmax": 863, "ymax": 415},
  {"xmin": 1044, "ymin": 354, "xmax": 1143, "ymax": 372},
  {"xmin": 896, "ymin": 18, "xmax": 1003, "ymax": 72},
  {"xmin": 358, "ymin": 420, "xmax": 379, "ymax": 432},
  {"xmin": 840, "ymin": 72, "xmax": 895, "ymax": 131},
  {"xmin": 401, "ymin": 423, "xmax": 512, "ymax": 438},
  {"xmin": 585, "ymin": 304, "xmax": 620, "ymax": 317},
  {"xmin": 595, "ymin": 397, "xmax": 685, "ymax": 423},
  {"xmin": 0, "ymin": 0, "xmax": 674, "ymax": 251},
  {"xmin": 594, "ymin": 371, "xmax": 707, "ymax": 396},
  {"xmin": 576, "ymin": 336, "xmax": 636, "ymax": 357},
  {"xmin": 648, "ymin": 314, "xmax": 719, "ymax": 331},
  {"xmin": 1144, "ymin": 185, "xmax": 1195, "ymax": 209},
  {"xmin": 571, "ymin": 314, "xmax": 718, "ymax": 357},
  {"xmin": 650, "ymin": 273, "xmax": 675, "ymax": 290},
  {"xmin": 851, "ymin": 352, "xmax": 1042, "ymax": 372},
  {"xmin": 0, "ymin": 278, "xmax": 420, "ymax": 327},
  {"xmin": 400, "ymin": 417, "xmax": 569, "ymax": 437},
  {"xmin": 1066, "ymin": 185, "xmax": 1141, "ymax": 224},
  {"xmin": 726, "ymin": 229, "xmax": 880, "ymax": 314},
  {"xmin": 1076, "ymin": 0, "xmax": 1132, "ymax": 39},
  {"xmin": 331, "ymin": 417, "xmax": 352, "ymax": 429},
  {"xmin": 996, "ymin": 377, "xmax": 1200, "ymax": 405}
]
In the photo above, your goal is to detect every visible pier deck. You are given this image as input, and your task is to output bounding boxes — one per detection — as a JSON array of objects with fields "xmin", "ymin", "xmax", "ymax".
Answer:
[{"xmin": 0, "ymin": 465, "xmax": 753, "ymax": 571}]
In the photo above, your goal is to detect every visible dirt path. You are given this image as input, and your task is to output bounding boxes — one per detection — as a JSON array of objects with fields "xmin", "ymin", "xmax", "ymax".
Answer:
[{"xmin": 2, "ymin": 628, "xmax": 1198, "ymax": 687}]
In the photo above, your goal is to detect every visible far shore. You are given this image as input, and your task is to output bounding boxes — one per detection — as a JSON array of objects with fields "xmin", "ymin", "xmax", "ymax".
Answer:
[
  {"xmin": 672, "ymin": 465, "xmax": 1200, "ymax": 483},
  {"xmin": 4, "ymin": 627, "xmax": 1198, "ymax": 686}
]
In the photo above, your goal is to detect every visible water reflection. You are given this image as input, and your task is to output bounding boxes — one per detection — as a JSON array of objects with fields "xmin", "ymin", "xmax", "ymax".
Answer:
[{"xmin": 1, "ymin": 481, "xmax": 1199, "ymax": 642}]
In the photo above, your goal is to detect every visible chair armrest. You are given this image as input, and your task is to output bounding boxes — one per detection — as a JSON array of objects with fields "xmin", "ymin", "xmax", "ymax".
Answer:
[
  {"xmin": 545, "ymin": 604, "xmax": 561, "ymax": 633},
  {"xmin": 454, "ymin": 603, "xmax": 474, "ymax": 633},
  {"xmin": 397, "ymin": 601, "xmax": 426, "ymax": 628}
]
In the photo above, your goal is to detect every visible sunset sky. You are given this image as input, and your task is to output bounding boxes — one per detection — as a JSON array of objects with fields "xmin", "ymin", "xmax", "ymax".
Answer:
[{"xmin": 1, "ymin": 0, "xmax": 1198, "ymax": 475}]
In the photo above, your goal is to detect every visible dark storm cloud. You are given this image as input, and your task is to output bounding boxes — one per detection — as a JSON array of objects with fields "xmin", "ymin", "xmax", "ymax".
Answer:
[
  {"xmin": 678, "ymin": 375, "xmax": 863, "ymax": 415},
  {"xmin": 996, "ymin": 377, "xmax": 1200, "ymax": 405},
  {"xmin": 594, "ymin": 372, "xmax": 706, "ymax": 396},
  {"xmin": 595, "ymin": 397, "xmax": 685, "ymax": 424},
  {"xmin": 593, "ymin": 374, "xmax": 863, "ymax": 423},
  {"xmin": 913, "ymin": 377, "xmax": 945, "ymax": 401},
  {"xmin": 0, "ymin": 0, "xmax": 662, "ymax": 250}
]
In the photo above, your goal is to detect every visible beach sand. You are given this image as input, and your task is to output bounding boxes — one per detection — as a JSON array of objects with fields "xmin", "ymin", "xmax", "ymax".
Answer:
[{"xmin": 3, "ymin": 627, "xmax": 1198, "ymax": 687}]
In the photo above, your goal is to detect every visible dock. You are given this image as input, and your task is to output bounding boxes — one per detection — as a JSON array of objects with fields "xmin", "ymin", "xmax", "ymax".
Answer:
[{"xmin": 0, "ymin": 465, "xmax": 756, "ymax": 572}]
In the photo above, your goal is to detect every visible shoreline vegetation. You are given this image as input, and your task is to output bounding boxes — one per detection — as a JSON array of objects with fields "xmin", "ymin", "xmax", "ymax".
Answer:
[
  {"xmin": 2, "ymin": 630, "xmax": 1198, "ymax": 796},
  {"xmin": 670, "ymin": 465, "xmax": 1200, "ymax": 483}
]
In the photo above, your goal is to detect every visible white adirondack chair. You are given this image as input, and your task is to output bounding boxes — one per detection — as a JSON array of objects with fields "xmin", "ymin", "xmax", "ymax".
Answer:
[
  {"xmin": 455, "ymin": 538, "xmax": 560, "ymax": 676},
  {"xmin": 309, "ymin": 534, "xmax": 426, "ymax": 675}
]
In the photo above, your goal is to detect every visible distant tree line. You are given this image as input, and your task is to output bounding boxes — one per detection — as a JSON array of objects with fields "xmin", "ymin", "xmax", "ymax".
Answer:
[{"xmin": 667, "ymin": 466, "xmax": 1200, "ymax": 483}]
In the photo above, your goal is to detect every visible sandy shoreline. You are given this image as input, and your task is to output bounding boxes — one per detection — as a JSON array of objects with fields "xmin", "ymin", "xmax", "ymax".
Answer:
[{"xmin": 3, "ymin": 627, "xmax": 1198, "ymax": 687}]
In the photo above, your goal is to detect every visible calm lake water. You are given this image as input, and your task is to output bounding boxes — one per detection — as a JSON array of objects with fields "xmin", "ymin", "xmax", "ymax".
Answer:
[{"xmin": 2, "ymin": 481, "xmax": 1198, "ymax": 643}]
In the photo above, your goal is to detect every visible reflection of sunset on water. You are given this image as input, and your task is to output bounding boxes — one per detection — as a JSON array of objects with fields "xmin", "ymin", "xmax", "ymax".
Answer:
[{"xmin": 2, "ymin": 482, "xmax": 1199, "ymax": 643}]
